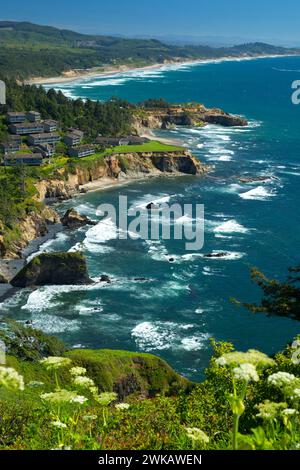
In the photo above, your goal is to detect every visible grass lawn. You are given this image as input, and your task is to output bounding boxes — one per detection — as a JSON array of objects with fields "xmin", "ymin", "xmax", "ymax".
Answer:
[{"xmin": 112, "ymin": 141, "xmax": 183, "ymax": 154}]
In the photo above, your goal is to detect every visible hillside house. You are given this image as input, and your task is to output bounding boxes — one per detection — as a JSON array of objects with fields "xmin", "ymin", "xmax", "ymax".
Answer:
[
  {"xmin": 28, "ymin": 133, "xmax": 60, "ymax": 146},
  {"xmin": 4, "ymin": 153, "xmax": 43, "ymax": 166},
  {"xmin": 68, "ymin": 145, "xmax": 95, "ymax": 158},
  {"xmin": 27, "ymin": 111, "xmax": 41, "ymax": 122},
  {"xmin": 9, "ymin": 122, "xmax": 45, "ymax": 135},
  {"xmin": 7, "ymin": 112, "xmax": 27, "ymax": 124}
]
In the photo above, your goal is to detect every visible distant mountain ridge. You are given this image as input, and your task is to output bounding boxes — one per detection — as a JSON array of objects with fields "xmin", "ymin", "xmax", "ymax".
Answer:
[{"xmin": 0, "ymin": 21, "xmax": 298, "ymax": 80}]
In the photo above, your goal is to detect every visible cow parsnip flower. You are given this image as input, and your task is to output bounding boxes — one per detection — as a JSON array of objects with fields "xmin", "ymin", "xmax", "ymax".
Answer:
[
  {"xmin": 28, "ymin": 381, "xmax": 45, "ymax": 388},
  {"xmin": 292, "ymin": 388, "xmax": 300, "ymax": 399},
  {"xmin": 233, "ymin": 363, "xmax": 259, "ymax": 383},
  {"xmin": 282, "ymin": 408, "xmax": 298, "ymax": 417},
  {"xmin": 96, "ymin": 392, "xmax": 117, "ymax": 406},
  {"xmin": 41, "ymin": 389, "xmax": 86, "ymax": 404},
  {"xmin": 40, "ymin": 357, "xmax": 71, "ymax": 370},
  {"xmin": 185, "ymin": 427, "xmax": 209, "ymax": 444},
  {"xmin": 72, "ymin": 375, "xmax": 95, "ymax": 389},
  {"xmin": 268, "ymin": 372, "xmax": 298, "ymax": 388},
  {"xmin": 115, "ymin": 403, "xmax": 130, "ymax": 411},
  {"xmin": 52, "ymin": 420, "xmax": 67, "ymax": 429},
  {"xmin": 0, "ymin": 366, "xmax": 24, "ymax": 391},
  {"xmin": 70, "ymin": 367, "xmax": 87, "ymax": 377},
  {"xmin": 256, "ymin": 401, "xmax": 287, "ymax": 421},
  {"xmin": 216, "ymin": 350, "xmax": 274, "ymax": 369},
  {"xmin": 71, "ymin": 395, "xmax": 88, "ymax": 405}
]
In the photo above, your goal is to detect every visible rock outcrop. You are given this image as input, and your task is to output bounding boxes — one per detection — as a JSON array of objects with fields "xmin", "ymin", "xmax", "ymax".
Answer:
[
  {"xmin": 61, "ymin": 208, "xmax": 96, "ymax": 229},
  {"xmin": 133, "ymin": 103, "xmax": 247, "ymax": 132},
  {"xmin": 11, "ymin": 252, "xmax": 92, "ymax": 287},
  {"xmin": 0, "ymin": 206, "xmax": 60, "ymax": 260}
]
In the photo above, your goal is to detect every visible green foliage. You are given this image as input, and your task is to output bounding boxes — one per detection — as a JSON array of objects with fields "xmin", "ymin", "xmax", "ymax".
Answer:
[
  {"xmin": 0, "ymin": 329, "xmax": 299, "ymax": 450},
  {"xmin": 235, "ymin": 266, "xmax": 300, "ymax": 320},
  {"xmin": 0, "ymin": 320, "xmax": 65, "ymax": 362},
  {"xmin": 0, "ymin": 21, "xmax": 295, "ymax": 79}
]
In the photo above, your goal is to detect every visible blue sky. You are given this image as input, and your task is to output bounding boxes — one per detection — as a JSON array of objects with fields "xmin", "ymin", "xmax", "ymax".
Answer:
[{"xmin": 0, "ymin": 0, "xmax": 299, "ymax": 44}]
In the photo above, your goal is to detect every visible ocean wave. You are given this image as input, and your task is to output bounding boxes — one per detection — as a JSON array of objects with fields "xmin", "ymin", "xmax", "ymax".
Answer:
[
  {"xmin": 213, "ymin": 219, "xmax": 249, "ymax": 234},
  {"xmin": 29, "ymin": 314, "xmax": 80, "ymax": 334},
  {"xmin": 239, "ymin": 186, "xmax": 276, "ymax": 200},
  {"xmin": 131, "ymin": 321, "xmax": 209, "ymax": 352}
]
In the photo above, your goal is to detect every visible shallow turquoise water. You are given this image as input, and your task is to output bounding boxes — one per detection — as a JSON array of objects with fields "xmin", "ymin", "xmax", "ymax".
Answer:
[{"xmin": 2, "ymin": 57, "xmax": 300, "ymax": 380}]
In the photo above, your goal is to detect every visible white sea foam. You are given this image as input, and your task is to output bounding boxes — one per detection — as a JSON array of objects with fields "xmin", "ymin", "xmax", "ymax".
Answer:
[
  {"xmin": 131, "ymin": 321, "xmax": 208, "ymax": 352},
  {"xmin": 213, "ymin": 219, "xmax": 249, "ymax": 234},
  {"xmin": 239, "ymin": 186, "xmax": 275, "ymax": 200},
  {"xmin": 30, "ymin": 314, "xmax": 80, "ymax": 334}
]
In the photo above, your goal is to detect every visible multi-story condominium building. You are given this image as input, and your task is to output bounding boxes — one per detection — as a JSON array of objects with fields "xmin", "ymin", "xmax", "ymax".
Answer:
[
  {"xmin": 33, "ymin": 144, "xmax": 55, "ymax": 158},
  {"xmin": 27, "ymin": 111, "xmax": 41, "ymax": 122},
  {"xmin": 7, "ymin": 112, "xmax": 27, "ymax": 124},
  {"xmin": 64, "ymin": 133, "xmax": 82, "ymax": 147},
  {"xmin": 0, "ymin": 80, "xmax": 5, "ymax": 105},
  {"xmin": 43, "ymin": 120, "xmax": 59, "ymax": 132},
  {"xmin": 9, "ymin": 122, "xmax": 45, "ymax": 135},
  {"xmin": 0, "ymin": 141, "xmax": 21, "ymax": 154},
  {"xmin": 4, "ymin": 153, "xmax": 43, "ymax": 166},
  {"xmin": 68, "ymin": 145, "xmax": 95, "ymax": 158},
  {"xmin": 28, "ymin": 133, "xmax": 60, "ymax": 146}
]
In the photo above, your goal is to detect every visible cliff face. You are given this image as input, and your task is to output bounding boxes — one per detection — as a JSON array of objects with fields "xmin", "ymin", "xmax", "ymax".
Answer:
[
  {"xmin": 35, "ymin": 151, "xmax": 206, "ymax": 202},
  {"xmin": 133, "ymin": 104, "xmax": 248, "ymax": 132},
  {"xmin": 1, "ymin": 151, "xmax": 206, "ymax": 259},
  {"xmin": 0, "ymin": 206, "xmax": 59, "ymax": 259}
]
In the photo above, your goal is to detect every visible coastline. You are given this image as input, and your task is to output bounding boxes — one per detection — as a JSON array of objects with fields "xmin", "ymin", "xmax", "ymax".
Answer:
[{"xmin": 26, "ymin": 54, "xmax": 298, "ymax": 87}]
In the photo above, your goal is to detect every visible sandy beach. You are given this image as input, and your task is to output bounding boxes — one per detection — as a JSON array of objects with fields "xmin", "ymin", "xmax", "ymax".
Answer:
[{"xmin": 26, "ymin": 54, "xmax": 297, "ymax": 86}]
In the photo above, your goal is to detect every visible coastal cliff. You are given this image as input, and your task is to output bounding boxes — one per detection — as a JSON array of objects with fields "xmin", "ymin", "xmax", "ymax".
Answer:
[
  {"xmin": 35, "ymin": 151, "xmax": 206, "ymax": 202},
  {"xmin": 133, "ymin": 103, "xmax": 247, "ymax": 132},
  {"xmin": 0, "ymin": 151, "xmax": 206, "ymax": 260}
]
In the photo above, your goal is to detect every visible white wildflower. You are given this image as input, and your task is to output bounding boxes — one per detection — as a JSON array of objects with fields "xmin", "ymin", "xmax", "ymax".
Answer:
[
  {"xmin": 70, "ymin": 366, "xmax": 87, "ymax": 376},
  {"xmin": 115, "ymin": 403, "xmax": 130, "ymax": 411},
  {"xmin": 72, "ymin": 375, "xmax": 95, "ymax": 389},
  {"xmin": 96, "ymin": 392, "xmax": 117, "ymax": 406},
  {"xmin": 185, "ymin": 427, "xmax": 209, "ymax": 444},
  {"xmin": 28, "ymin": 381, "xmax": 44, "ymax": 388},
  {"xmin": 70, "ymin": 395, "xmax": 88, "ymax": 405},
  {"xmin": 256, "ymin": 401, "xmax": 287, "ymax": 421},
  {"xmin": 292, "ymin": 388, "xmax": 300, "ymax": 399},
  {"xmin": 268, "ymin": 372, "xmax": 297, "ymax": 388},
  {"xmin": 216, "ymin": 357, "xmax": 227, "ymax": 366},
  {"xmin": 0, "ymin": 366, "xmax": 24, "ymax": 391},
  {"xmin": 282, "ymin": 408, "xmax": 298, "ymax": 417},
  {"xmin": 41, "ymin": 389, "xmax": 85, "ymax": 404},
  {"xmin": 215, "ymin": 350, "xmax": 274, "ymax": 369},
  {"xmin": 52, "ymin": 420, "xmax": 67, "ymax": 429},
  {"xmin": 233, "ymin": 363, "xmax": 259, "ymax": 383},
  {"xmin": 40, "ymin": 357, "xmax": 71, "ymax": 370}
]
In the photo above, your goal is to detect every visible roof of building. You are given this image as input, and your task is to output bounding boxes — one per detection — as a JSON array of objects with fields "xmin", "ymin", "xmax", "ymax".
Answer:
[
  {"xmin": 29, "ymin": 132, "xmax": 60, "ymax": 139},
  {"xmin": 44, "ymin": 119, "xmax": 58, "ymax": 125},
  {"xmin": 27, "ymin": 111, "xmax": 41, "ymax": 115},
  {"xmin": 11, "ymin": 122, "xmax": 44, "ymax": 128},
  {"xmin": 7, "ymin": 112, "xmax": 26, "ymax": 117},
  {"xmin": 5, "ymin": 153, "xmax": 42, "ymax": 160}
]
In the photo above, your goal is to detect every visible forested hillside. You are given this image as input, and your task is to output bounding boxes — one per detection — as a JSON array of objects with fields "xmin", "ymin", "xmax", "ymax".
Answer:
[{"xmin": 0, "ymin": 21, "xmax": 297, "ymax": 79}]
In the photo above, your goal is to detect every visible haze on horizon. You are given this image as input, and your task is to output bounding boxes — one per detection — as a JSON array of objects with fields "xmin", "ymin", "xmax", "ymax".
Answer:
[{"xmin": 1, "ymin": 0, "xmax": 300, "ymax": 46}]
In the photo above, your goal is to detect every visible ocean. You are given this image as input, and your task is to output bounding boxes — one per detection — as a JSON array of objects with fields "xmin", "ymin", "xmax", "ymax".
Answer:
[{"xmin": 1, "ymin": 56, "xmax": 300, "ymax": 381}]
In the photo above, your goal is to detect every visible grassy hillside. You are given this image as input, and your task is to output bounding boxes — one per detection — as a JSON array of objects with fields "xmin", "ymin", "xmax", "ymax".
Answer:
[
  {"xmin": 0, "ymin": 21, "xmax": 297, "ymax": 79},
  {"xmin": 0, "ymin": 322, "xmax": 299, "ymax": 450}
]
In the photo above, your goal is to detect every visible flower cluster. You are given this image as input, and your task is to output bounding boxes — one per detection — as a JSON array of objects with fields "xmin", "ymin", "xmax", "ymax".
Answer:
[
  {"xmin": 70, "ymin": 366, "xmax": 87, "ymax": 377},
  {"xmin": 233, "ymin": 363, "xmax": 259, "ymax": 383},
  {"xmin": 96, "ymin": 392, "xmax": 117, "ymax": 406},
  {"xmin": 40, "ymin": 357, "xmax": 71, "ymax": 370},
  {"xmin": 256, "ymin": 400, "xmax": 287, "ymax": 421},
  {"xmin": 115, "ymin": 403, "xmax": 130, "ymax": 411},
  {"xmin": 52, "ymin": 420, "xmax": 67, "ymax": 429},
  {"xmin": 185, "ymin": 427, "xmax": 209, "ymax": 444},
  {"xmin": 0, "ymin": 366, "xmax": 24, "ymax": 391},
  {"xmin": 72, "ymin": 376, "xmax": 95, "ymax": 390},
  {"xmin": 268, "ymin": 372, "xmax": 298, "ymax": 389},
  {"xmin": 216, "ymin": 349, "xmax": 275, "ymax": 369},
  {"xmin": 41, "ymin": 389, "xmax": 87, "ymax": 405}
]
